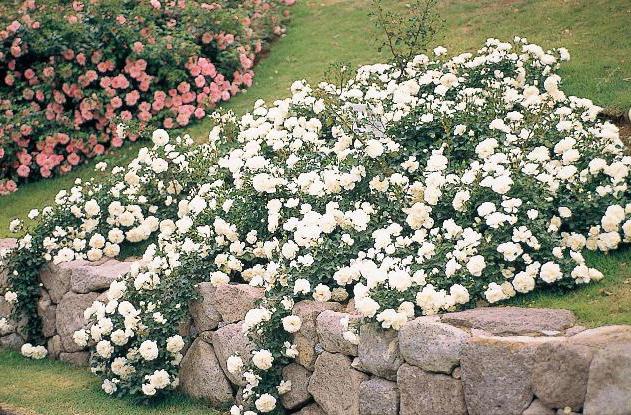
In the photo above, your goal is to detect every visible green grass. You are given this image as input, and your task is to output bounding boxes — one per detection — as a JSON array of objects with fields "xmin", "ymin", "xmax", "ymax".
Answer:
[
  {"xmin": 508, "ymin": 248, "xmax": 631, "ymax": 327},
  {"xmin": 0, "ymin": 350, "xmax": 219, "ymax": 415}
]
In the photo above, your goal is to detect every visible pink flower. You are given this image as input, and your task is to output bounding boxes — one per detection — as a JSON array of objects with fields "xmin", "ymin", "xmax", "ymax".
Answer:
[
  {"xmin": 163, "ymin": 117, "xmax": 174, "ymax": 128},
  {"xmin": 194, "ymin": 75, "xmax": 206, "ymax": 88},
  {"xmin": 150, "ymin": 0, "xmax": 161, "ymax": 9},
  {"xmin": 4, "ymin": 180, "xmax": 17, "ymax": 192},
  {"xmin": 17, "ymin": 165, "xmax": 30, "ymax": 177},
  {"xmin": 111, "ymin": 136, "xmax": 123, "ymax": 147},
  {"xmin": 67, "ymin": 153, "xmax": 81, "ymax": 166},
  {"xmin": 63, "ymin": 49, "xmax": 75, "ymax": 60},
  {"xmin": 43, "ymin": 66, "xmax": 55, "ymax": 78},
  {"xmin": 116, "ymin": 15, "xmax": 126, "ymax": 25},
  {"xmin": 132, "ymin": 42, "xmax": 144, "ymax": 53},
  {"xmin": 177, "ymin": 82, "xmax": 190, "ymax": 94},
  {"xmin": 7, "ymin": 21, "xmax": 21, "ymax": 32},
  {"xmin": 125, "ymin": 90, "xmax": 140, "ymax": 106}
]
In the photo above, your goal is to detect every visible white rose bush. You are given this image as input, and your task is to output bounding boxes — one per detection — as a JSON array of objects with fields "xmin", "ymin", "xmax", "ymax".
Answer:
[{"xmin": 1, "ymin": 37, "xmax": 630, "ymax": 413}]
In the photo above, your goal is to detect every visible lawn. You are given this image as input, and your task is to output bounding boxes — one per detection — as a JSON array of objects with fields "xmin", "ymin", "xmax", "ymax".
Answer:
[
  {"xmin": 0, "ymin": 1, "xmax": 630, "ymax": 412},
  {"xmin": 0, "ymin": 350, "xmax": 219, "ymax": 415}
]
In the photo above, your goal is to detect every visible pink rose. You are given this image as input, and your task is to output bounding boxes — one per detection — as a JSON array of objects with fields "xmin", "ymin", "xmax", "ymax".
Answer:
[{"xmin": 17, "ymin": 164, "xmax": 31, "ymax": 177}]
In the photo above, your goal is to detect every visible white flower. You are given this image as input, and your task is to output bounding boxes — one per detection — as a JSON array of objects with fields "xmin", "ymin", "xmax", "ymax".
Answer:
[
  {"xmin": 142, "ymin": 383, "xmax": 157, "ymax": 396},
  {"xmin": 252, "ymin": 349, "xmax": 274, "ymax": 370},
  {"xmin": 148, "ymin": 369, "xmax": 170, "ymax": 389},
  {"xmin": 255, "ymin": 393, "xmax": 277, "ymax": 413},
  {"xmin": 85, "ymin": 199, "xmax": 101, "ymax": 217},
  {"xmin": 466, "ymin": 255, "xmax": 486, "ymax": 277},
  {"xmin": 313, "ymin": 284, "xmax": 332, "ymax": 302},
  {"xmin": 293, "ymin": 278, "xmax": 311, "ymax": 295},
  {"xmin": 139, "ymin": 340, "xmax": 159, "ymax": 361},
  {"xmin": 152, "ymin": 129, "xmax": 170, "ymax": 146},
  {"xmin": 21, "ymin": 343, "xmax": 48, "ymax": 359},
  {"xmin": 9, "ymin": 219, "xmax": 22, "ymax": 233},
  {"xmin": 355, "ymin": 296, "xmax": 380, "ymax": 318},
  {"xmin": 281, "ymin": 315, "xmax": 302, "ymax": 333},
  {"xmin": 102, "ymin": 379, "xmax": 117, "ymax": 394},
  {"xmin": 4, "ymin": 291, "xmax": 17, "ymax": 304},
  {"xmin": 540, "ymin": 261, "xmax": 563, "ymax": 283},
  {"xmin": 96, "ymin": 340, "xmax": 114, "ymax": 358},
  {"xmin": 227, "ymin": 355, "xmax": 244, "ymax": 374},
  {"xmin": 166, "ymin": 335, "xmax": 185, "ymax": 354}
]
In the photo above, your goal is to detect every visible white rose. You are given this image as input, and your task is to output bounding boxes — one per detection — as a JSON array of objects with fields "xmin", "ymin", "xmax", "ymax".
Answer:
[
  {"xmin": 96, "ymin": 340, "xmax": 114, "ymax": 358},
  {"xmin": 152, "ymin": 129, "xmax": 170, "ymax": 146},
  {"xmin": 281, "ymin": 315, "xmax": 302, "ymax": 333},
  {"xmin": 252, "ymin": 349, "xmax": 274, "ymax": 370},
  {"xmin": 466, "ymin": 255, "xmax": 486, "ymax": 277},
  {"xmin": 255, "ymin": 393, "xmax": 277, "ymax": 413},
  {"xmin": 139, "ymin": 340, "xmax": 159, "ymax": 361},
  {"xmin": 166, "ymin": 335, "xmax": 185, "ymax": 353},
  {"xmin": 227, "ymin": 355, "xmax": 244, "ymax": 374}
]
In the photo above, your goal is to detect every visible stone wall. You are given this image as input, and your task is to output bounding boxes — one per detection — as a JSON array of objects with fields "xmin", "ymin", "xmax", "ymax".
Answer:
[
  {"xmin": 0, "ymin": 239, "xmax": 135, "ymax": 366},
  {"xmin": 182, "ymin": 286, "xmax": 631, "ymax": 415},
  {"xmin": 1, "ymin": 242, "xmax": 631, "ymax": 415}
]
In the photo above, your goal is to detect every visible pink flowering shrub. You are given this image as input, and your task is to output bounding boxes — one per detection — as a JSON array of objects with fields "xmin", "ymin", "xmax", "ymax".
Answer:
[{"xmin": 0, "ymin": 0, "xmax": 293, "ymax": 194}]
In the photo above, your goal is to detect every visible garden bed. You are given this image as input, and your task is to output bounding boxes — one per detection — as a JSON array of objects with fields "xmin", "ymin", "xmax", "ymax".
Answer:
[{"xmin": 0, "ymin": 0, "xmax": 294, "ymax": 193}]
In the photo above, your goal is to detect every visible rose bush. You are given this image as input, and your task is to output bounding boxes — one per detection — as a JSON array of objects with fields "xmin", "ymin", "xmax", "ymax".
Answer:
[
  {"xmin": 2, "ymin": 38, "xmax": 631, "ymax": 413},
  {"xmin": 0, "ymin": 0, "xmax": 294, "ymax": 194}
]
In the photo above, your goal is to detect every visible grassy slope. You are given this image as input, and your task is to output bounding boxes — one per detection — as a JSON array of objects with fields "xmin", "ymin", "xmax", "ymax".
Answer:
[
  {"xmin": 0, "ymin": 2, "xmax": 630, "ymax": 412},
  {"xmin": 0, "ymin": 350, "xmax": 218, "ymax": 415}
]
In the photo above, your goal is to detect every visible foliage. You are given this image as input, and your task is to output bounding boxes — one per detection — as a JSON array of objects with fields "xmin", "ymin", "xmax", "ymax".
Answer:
[{"xmin": 0, "ymin": 0, "xmax": 293, "ymax": 194}]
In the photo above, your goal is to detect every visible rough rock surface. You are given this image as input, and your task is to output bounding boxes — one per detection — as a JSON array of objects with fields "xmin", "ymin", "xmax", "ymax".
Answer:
[
  {"xmin": 212, "ymin": 284, "xmax": 264, "ymax": 323},
  {"xmin": 523, "ymin": 399, "xmax": 555, "ymax": 415},
  {"xmin": 397, "ymin": 363, "xmax": 466, "ymax": 415},
  {"xmin": 357, "ymin": 324, "xmax": 402, "ymax": 380},
  {"xmin": 316, "ymin": 310, "xmax": 360, "ymax": 356},
  {"xmin": 55, "ymin": 291, "xmax": 99, "ymax": 352},
  {"xmin": 37, "ymin": 290, "xmax": 57, "ymax": 338},
  {"xmin": 460, "ymin": 336, "xmax": 562, "ymax": 415},
  {"xmin": 69, "ymin": 259, "xmax": 132, "ymax": 294},
  {"xmin": 294, "ymin": 403, "xmax": 326, "ymax": 415},
  {"xmin": 178, "ymin": 338, "xmax": 234, "ymax": 405},
  {"xmin": 0, "ymin": 333, "xmax": 24, "ymax": 350},
  {"xmin": 441, "ymin": 307, "xmax": 576, "ymax": 336},
  {"xmin": 398, "ymin": 317, "xmax": 469, "ymax": 373},
  {"xmin": 47, "ymin": 335, "xmax": 63, "ymax": 359},
  {"xmin": 359, "ymin": 377, "xmax": 399, "ymax": 415},
  {"xmin": 532, "ymin": 341, "xmax": 593, "ymax": 410},
  {"xmin": 40, "ymin": 262, "xmax": 73, "ymax": 304},
  {"xmin": 583, "ymin": 342, "xmax": 631, "ymax": 415},
  {"xmin": 292, "ymin": 301, "xmax": 343, "ymax": 369},
  {"xmin": 59, "ymin": 351, "xmax": 89, "ymax": 366},
  {"xmin": 210, "ymin": 322, "xmax": 254, "ymax": 386},
  {"xmin": 571, "ymin": 325, "xmax": 631, "ymax": 347},
  {"xmin": 281, "ymin": 363, "xmax": 312, "ymax": 410},
  {"xmin": 308, "ymin": 352, "xmax": 368, "ymax": 415},
  {"xmin": 189, "ymin": 282, "xmax": 222, "ymax": 332}
]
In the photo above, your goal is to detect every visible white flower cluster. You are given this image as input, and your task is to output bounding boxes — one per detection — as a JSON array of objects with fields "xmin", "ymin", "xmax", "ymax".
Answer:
[
  {"xmin": 4, "ymin": 38, "xmax": 630, "ymax": 413},
  {"xmin": 20, "ymin": 343, "xmax": 48, "ymax": 359}
]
